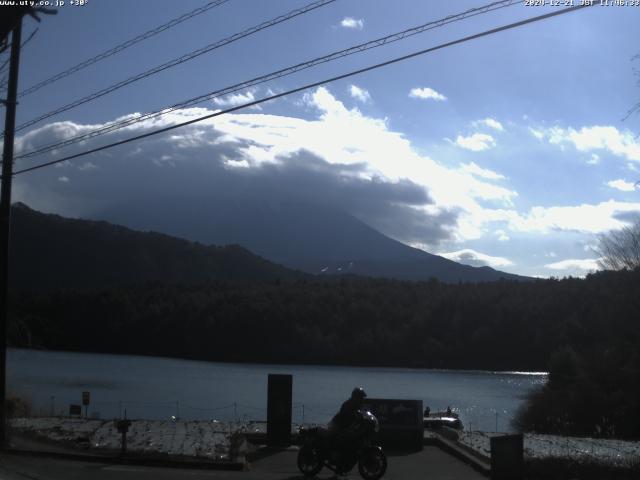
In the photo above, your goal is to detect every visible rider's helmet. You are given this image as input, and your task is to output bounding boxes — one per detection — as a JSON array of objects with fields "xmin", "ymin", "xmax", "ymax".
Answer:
[{"xmin": 351, "ymin": 387, "xmax": 367, "ymax": 401}]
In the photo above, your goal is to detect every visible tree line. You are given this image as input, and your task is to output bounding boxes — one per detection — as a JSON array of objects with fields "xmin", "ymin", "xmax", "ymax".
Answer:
[{"xmin": 8, "ymin": 268, "xmax": 640, "ymax": 438}]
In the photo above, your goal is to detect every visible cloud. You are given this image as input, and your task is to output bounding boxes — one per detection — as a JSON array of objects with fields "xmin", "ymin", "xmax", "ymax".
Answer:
[
  {"xmin": 474, "ymin": 118, "xmax": 504, "ymax": 132},
  {"xmin": 606, "ymin": 179, "xmax": 637, "ymax": 192},
  {"xmin": 78, "ymin": 162, "xmax": 99, "ymax": 171},
  {"xmin": 544, "ymin": 258, "xmax": 599, "ymax": 272},
  {"xmin": 495, "ymin": 229, "xmax": 510, "ymax": 241},
  {"xmin": 349, "ymin": 84, "xmax": 371, "ymax": 103},
  {"xmin": 211, "ymin": 89, "xmax": 260, "ymax": 109},
  {"xmin": 460, "ymin": 162, "xmax": 505, "ymax": 180},
  {"xmin": 57, "ymin": 176, "xmax": 70, "ymax": 183},
  {"xmin": 409, "ymin": 87, "xmax": 446, "ymax": 101},
  {"xmin": 454, "ymin": 133, "xmax": 496, "ymax": 152},
  {"xmin": 529, "ymin": 127, "xmax": 545, "ymax": 140},
  {"xmin": 13, "ymin": 87, "xmax": 527, "ymax": 249},
  {"xmin": 587, "ymin": 153, "xmax": 600, "ymax": 165},
  {"xmin": 540, "ymin": 125, "xmax": 640, "ymax": 163},
  {"xmin": 439, "ymin": 248, "xmax": 513, "ymax": 268},
  {"xmin": 507, "ymin": 200, "xmax": 640, "ymax": 234},
  {"xmin": 340, "ymin": 17, "xmax": 364, "ymax": 30}
]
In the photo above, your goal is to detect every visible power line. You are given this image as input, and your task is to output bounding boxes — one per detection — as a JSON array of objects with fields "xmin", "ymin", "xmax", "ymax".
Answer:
[
  {"xmin": 12, "ymin": 0, "xmax": 336, "ymax": 134},
  {"xmin": 12, "ymin": 3, "xmax": 595, "ymax": 177},
  {"xmin": 15, "ymin": 0, "xmax": 521, "ymax": 162},
  {"xmin": 17, "ymin": 0, "xmax": 231, "ymax": 98}
]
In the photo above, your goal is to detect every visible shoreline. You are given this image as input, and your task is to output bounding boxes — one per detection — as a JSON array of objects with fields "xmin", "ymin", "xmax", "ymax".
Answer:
[{"xmin": 8, "ymin": 346, "xmax": 549, "ymax": 376}]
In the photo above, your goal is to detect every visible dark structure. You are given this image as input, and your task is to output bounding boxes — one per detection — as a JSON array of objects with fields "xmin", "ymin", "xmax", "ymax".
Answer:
[
  {"xmin": 490, "ymin": 434, "xmax": 523, "ymax": 480},
  {"xmin": 266, "ymin": 374, "xmax": 292, "ymax": 447},
  {"xmin": 362, "ymin": 398, "xmax": 423, "ymax": 451}
]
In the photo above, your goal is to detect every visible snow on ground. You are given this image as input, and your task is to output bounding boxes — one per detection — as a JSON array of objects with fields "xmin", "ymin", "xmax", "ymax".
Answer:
[
  {"xmin": 458, "ymin": 431, "xmax": 640, "ymax": 468},
  {"xmin": 11, "ymin": 417, "xmax": 265, "ymax": 461},
  {"xmin": 13, "ymin": 417, "xmax": 640, "ymax": 468}
]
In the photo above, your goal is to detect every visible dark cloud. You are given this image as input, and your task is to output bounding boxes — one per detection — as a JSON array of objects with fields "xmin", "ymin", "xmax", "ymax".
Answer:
[
  {"xmin": 612, "ymin": 210, "xmax": 640, "ymax": 225},
  {"xmin": 13, "ymin": 116, "xmax": 458, "ymax": 249}
]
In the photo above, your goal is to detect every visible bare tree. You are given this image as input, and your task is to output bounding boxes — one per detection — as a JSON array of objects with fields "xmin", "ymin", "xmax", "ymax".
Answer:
[{"xmin": 595, "ymin": 219, "xmax": 640, "ymax": 271}]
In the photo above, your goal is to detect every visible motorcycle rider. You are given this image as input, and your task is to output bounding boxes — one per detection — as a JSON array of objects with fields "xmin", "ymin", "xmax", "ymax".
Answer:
[
  {"xmin": 329, "ymin": 387, "xmax": 367, "ymax": 433},
  {"xmin": 325, "ymin": 387, "xmax": 368, "ymax": 470}
]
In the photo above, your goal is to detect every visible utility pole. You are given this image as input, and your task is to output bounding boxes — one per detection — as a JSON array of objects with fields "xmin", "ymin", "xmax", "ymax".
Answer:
[{"xmin": 0, "ymin": 17, "xmax": 23, "ymax": 448}]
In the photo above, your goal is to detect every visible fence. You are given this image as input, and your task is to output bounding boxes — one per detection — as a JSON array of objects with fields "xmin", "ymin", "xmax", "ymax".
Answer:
[{"xmin": 30, "ymin": 396, "xmax": 340, "ymax": 426}]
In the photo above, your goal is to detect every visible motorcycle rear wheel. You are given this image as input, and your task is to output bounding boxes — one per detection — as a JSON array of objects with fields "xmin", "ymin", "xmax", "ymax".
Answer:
[
  {"xmin": 297, "ymin": 445, "xmax": 324, "ymax": 477},
  {"xmin": 358, "ymin": 447, "xmax": 387, "ymax": 480}
]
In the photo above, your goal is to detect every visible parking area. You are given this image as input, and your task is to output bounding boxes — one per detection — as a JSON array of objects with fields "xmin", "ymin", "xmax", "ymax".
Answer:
[{"xmin": 0, "ymin": 444, "xmax": 487, "ymax": 480}]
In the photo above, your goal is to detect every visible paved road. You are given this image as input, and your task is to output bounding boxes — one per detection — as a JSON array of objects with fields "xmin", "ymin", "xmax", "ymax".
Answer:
[{"xmin": 0, "ymin": 447, "xmax": 487, "ymax": 480}]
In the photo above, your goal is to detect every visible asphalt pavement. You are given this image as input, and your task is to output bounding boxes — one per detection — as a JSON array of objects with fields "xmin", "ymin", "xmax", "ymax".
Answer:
[{"xmin": 0, "ymin": 446, "xmax": 487, "ymax": 480}]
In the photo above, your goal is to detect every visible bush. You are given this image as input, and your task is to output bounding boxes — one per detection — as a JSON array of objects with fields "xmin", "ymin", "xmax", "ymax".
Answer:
[{"xmin": 6, "ymin": 392, "xmax": 32, "ymax": 418}]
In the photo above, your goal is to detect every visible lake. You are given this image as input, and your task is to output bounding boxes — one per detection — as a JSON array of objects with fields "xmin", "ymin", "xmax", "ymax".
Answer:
[{"xmin": 7, "ymin": 348, "xmax": 546, "ymax": 432}]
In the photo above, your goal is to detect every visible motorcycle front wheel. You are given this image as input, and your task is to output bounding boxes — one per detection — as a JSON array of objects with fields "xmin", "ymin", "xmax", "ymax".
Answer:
[
  {"xmin": 358, "ymin": 446, "xmax": 387, "ymax": 480},
  {"xmin": 297, "ymin": 444, "xmax": 324, "ymax": 477}
]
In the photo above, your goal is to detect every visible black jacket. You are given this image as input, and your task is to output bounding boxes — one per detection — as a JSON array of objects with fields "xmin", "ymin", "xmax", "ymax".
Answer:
[{"xmin": 330, "ymin": 397, "xmax": 360, "ymax": 430}]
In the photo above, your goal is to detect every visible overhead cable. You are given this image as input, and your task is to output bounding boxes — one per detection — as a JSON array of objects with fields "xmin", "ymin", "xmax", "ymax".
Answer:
[
  {"xmin": 12, "ymin": 0, "xmax": 336, "ymax": 134},
  {"xmin": 15, "ymin": 0, "xmax": 521, "ymax": 161},
  {"xmin": 18, "ymin": 0, "xmax": 232, "ymax": 98},
  {"xmin": 12, "ymin": 3, "xmax": 595, "ymax": 177}
]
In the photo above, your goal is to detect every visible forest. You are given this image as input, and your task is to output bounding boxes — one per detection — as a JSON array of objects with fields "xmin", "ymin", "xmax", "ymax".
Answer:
[{"xmin": 8, "ymin": 268, "xmax": 640, "ymax": 439}]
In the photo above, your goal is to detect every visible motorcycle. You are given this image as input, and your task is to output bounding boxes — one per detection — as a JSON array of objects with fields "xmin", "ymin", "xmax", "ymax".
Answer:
[{"xmin": 297, "ymin": 409, "xmax": 387, "ymax": 479}]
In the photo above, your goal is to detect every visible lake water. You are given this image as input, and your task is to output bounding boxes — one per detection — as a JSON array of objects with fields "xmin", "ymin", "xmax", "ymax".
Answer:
[{"xmin": 7, "ymin": 348, "xmax": 546, "ymax": 432}]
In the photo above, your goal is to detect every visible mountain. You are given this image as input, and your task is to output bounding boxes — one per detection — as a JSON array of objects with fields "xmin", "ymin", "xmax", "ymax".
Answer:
[
  {"xmin": 8, "ymin": 203, "xmax": 306, "ymax": 291},
  {"xmin": 95, "ymin": 197, "xmax": 527, "ymax": 283}
]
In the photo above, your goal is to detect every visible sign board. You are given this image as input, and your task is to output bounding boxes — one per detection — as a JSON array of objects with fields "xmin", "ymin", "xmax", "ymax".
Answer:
[
  {"xmin": 266, "ymin": 374, "xmax": 292, "ymax": 447},
  {"xmin": 82, "ymin": 391, "xmax": 90, "ymax": 406},
  {"xmin": 69, "ymin": 404, "xmax": 82, "ymax": 416},
  {"xmin": 116, "ymin": 419, "xmax": 132, "ymax": 433},
  {"xmin": 362, "ymin": 398, "xmax": 423, "ymax": 451},
  {"xmin": 490, "ymin": 434, "xmax": 523, "ymax": 480}
]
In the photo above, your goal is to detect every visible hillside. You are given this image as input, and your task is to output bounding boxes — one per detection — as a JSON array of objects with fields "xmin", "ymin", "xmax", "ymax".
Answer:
[{"xmin": 8, "ymin": 203, "xmax": 305, "ymax": 291}]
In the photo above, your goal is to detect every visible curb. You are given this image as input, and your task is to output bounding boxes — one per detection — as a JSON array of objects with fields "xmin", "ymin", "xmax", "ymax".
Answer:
[
  {"xmin": 2, "ymin": 448, "xmax": 245, "ymax": 471},
  {"xmin": 427, "ymin": 434, "xmax": 491, "ymax": 477}
]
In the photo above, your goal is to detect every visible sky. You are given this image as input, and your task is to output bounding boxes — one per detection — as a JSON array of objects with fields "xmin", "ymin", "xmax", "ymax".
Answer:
[{"xmin": 3, "ymin": 0, "xmax": 640, "ymax": 278}]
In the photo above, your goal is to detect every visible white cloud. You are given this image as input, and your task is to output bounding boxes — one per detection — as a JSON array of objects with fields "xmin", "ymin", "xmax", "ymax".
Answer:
[
  {"xmin": 529, "ymin": 127, "xmax": 545, "ymax": 140},
  {"xmin": 349, "ymin": 84, "xmax": 371, "ymax": 103},
  {"xmin": 541, "ymin": 125, "xmax": 640, "ymax": 163},
  {"xmin": 587, "ymin": 153, "xmax": 600, "ymax": 165},
  {"xmin": 495, "ymin": 229, "xmax": 510, "ymax": 241},
  {"xmin": 409, "ymin": 87, "xmax": 446, "ymax": 101},
  {"xmin": 454, "ymin": 133, "xmax": 496, "ymax": 152},
  {"xmin": 212, "ymin": 89, "xmax": 260, "ymax": 109},
  {"xmin": 57, "ymin": 176, "xmax": 70, "ymax": 183},
  {"xmin": 606, "ymin": 179, "xmax": 637, "ymax": 192},
  {"xmin": 460, "ymin": 162, "xmax": 505, "ymax": 180},
  {"xmin": 507, "ymin": 200, "xmax": 640, "ymax": 234},
  {"xmin": 544, "ymin": 258, "xmax": 599, "ymax": 272},
  {"xmin": 340, "ymin": 17, "xmax": 364, "ymax": 30},
  {"xmin": 78, "ymin": 162, "xmax": 98, "ymax": 171},
  {"xmin": 474, "ymin": 118, "xmax": 504, "ymax": 132},
  {"xmin": 439, "ymin": 248, "xmax": 513, "ymax": 268}
]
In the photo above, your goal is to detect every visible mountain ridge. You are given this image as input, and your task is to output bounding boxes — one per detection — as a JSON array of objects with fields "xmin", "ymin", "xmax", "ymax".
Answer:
[
  {"xmin": 94, "ymin": 197, "xmax": 527, "ymax": 283},
  {"xmin": 9, "ymin": 202, "xmax": 527, "ymax": 291}
]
